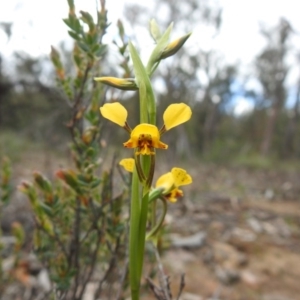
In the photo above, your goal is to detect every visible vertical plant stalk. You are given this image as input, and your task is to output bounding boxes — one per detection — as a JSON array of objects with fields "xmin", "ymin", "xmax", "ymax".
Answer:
[
  {"xmin": 70, "ymin": 197, "xmax": 82, "ymax": 299},
  {"xmin": 128, "ymin": 41, "xmax": 159, "ymax": 299},
  {"xmin": 137, "ymin": 188, "xmax": 149, "ymax": 280},
  {"xmin": 129, "ymin": 168, "xmax": 141, "ymax": 300}
]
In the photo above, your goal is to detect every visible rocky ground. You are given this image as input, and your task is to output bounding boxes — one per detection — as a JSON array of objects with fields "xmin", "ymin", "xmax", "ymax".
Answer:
[
  {"xmin": 159, "ymin": 164, "xmax": 300, "ymax": 300},
  {"xmin": 1, "ymin": 150, "xmax": 300, "ymax": 300}
]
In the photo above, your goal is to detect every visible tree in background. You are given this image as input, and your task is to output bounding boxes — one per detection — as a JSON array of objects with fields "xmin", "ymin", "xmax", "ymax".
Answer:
[
  {"xmin": 0, "ymin": 55, "xmax": 13, "ymax": 128},
  {"xmin": 0, "ymin": 22, "xmax": 75, "ymax": 145},
  {"xmin": 283, "ymin": 52, "xmax": 300, "ymax": 157},
  {"xmin": 194, "ymin": 51, "xmax": 236, "ymax": 154},
  {"xmin": 0, "ymin": 23, "xmax": 13, "ymax": 128},
  {"xmin": 256, "ymin": 18, "xmax": 292, "ymax": 156}
]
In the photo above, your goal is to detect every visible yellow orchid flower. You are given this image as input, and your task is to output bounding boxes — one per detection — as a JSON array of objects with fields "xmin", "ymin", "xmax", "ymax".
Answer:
[
  {"xmin": 119, "ymin": 160, "xmax": 192, "ymax": 203},
  {"xmin": 99, "ymin": 102, "xmax": 192, "ymax": 155},
  {"xmin": 123, "ymin": 124, "xmax": 167, "ymax": 155},
  {"xmin": 155, "ymin": 168, "xmax": 192, "ymax": 202}
]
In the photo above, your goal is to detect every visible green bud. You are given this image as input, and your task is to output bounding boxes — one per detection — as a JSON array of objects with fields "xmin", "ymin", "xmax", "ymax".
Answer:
[
  {"xmin": 149, "ymin": 19, "xmax": 162, "ymax": 42},
  {"xmin": 11, "ymin": 222, "xmax": 25, "ymax": 250},
  {"xmin": 82, "ymin": 126, "xmax": 97, "ymax": 145},
  {"xmin": 80, "ymin": 11, "xmax": 95, "ymax": 29},
  {"xmin": 86, "ymin": 147, "xmax": 96, "ymax": 158},
  {"xmin": 117, "ymin": 19, "xmax": 125, "ymax": 40},
  {"xmin": 67, "ymin": 0, "xmax": 75, "ymax": 15},
  {"xmin": 41, "ymin": 218, "xmax": 53, "ymax": 235},
  {"xmin": 94, "ymin": 77, "xmax": 138, "ymax": 90},
  {"xmin": 18, "ymin": 181, "xmax": 38, "ymax": 207},
  {"xmin": 33, "ymin": 172, "xmax": 52, "ymax": 193},
  {"xmin": 50, "ymin": 46, "xmax": 65, "ymax": 80},
  {"xmin": 56, "ymin": 169, "xmax": 80, "ymax": 192},
  {"xmin": 73, "ymin": 44, "xmax": 83, "ymax": 68}
]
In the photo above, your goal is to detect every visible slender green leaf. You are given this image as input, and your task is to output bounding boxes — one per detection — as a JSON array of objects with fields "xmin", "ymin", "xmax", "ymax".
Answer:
[{"xmin": 129, "ymin": 42, "xmax": 156, "ymax": 124}]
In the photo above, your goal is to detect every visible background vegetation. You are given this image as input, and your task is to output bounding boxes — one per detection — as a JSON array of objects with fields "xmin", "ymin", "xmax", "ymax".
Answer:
[{"xmin": 1, "ymin": 0, "xmax": 300, "ymax": 164}]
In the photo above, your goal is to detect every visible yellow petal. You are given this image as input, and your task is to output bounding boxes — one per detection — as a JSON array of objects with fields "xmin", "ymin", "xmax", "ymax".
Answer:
[
  {"xmin": 171, "ymin": 168, "xmax": 192, "ymax": 187},
  {"xmin": 163, "ymin": 103, "xmax": 192, "ymax": 131},
  {"xmin": 155, "ymin": 172, "xmax": 174, "ymax": 192},
  {"xmin": 157, "ymin": 140, "xmax": 168, "ymax": 150},
  {"xmin": 119, "ymin": 158, "xmax": 135, "ymax": 173},
  {"xmin": 129, "ymin": 124, "xmax": 168, "ymax": 151},
  {"xmin": 123, "ymin": 138, "xmax": 135, "ymax": 149},
  {"xmin": 131, "ymin": 123, "xmax": 160, "ymax": 140},
  {"xmin": 100, "ymin": 103, "xmax": 128, "ymax": 127}
]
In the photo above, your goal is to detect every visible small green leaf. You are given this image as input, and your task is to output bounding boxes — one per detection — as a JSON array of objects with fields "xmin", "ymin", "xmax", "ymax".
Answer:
[
  {"xmin": 85, "ymin": 111, "xmax": 98, "ymax": 124},
  {"xmin": 40, "ymin": 202, "xmax": 53, "ymax": 217},
  {"xmin": 90, "ymin": 179, "xmax": 101, "ymax": 189},
  {"xmin": 78, "ymin": 42, "xmax": 89, "ymax": 52},
  {"xmin": 80, "ymin": 11, "xmax": 94, "ymax": 26},
  {"xmin": 63, "ymin": 18, "xmax": 71, "ymax": 28},
  {"xmin": 67, "ymin": 15, "xmax": 80, "ymax": 32},
  {"xmin": 94, "ymin": 44, "xmax": 107, "ymax": 57},
  {"xmin": 68, "ymin": 30, "xmax": 80, "ymax": 41}
]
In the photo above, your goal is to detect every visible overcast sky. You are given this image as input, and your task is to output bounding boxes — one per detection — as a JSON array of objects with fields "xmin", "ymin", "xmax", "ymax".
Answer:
[
  {"xmin": 1, "ymin": 0, "xmax": 299, "ymax": 114},
  {"xmin": 1, "ymin": 0, "xmax": 299, "ymax": 59}
]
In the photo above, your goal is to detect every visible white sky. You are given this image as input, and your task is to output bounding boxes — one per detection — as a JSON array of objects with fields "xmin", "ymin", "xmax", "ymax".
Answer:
[
  {"xmin": 1, "ymin": 0, "xmax": 299, "ymax": 60},
  {"xmin": 0, "ymin": 0, "xmax": 300, "ymax": 114}
]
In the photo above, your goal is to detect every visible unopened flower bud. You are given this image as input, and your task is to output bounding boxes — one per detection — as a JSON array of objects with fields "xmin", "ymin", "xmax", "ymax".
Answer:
[
  {"xmin": 94, "ymin": 77, "xmax": 138, "ymax": 90},
  {"xmin": 82, "ymin": 127, "xmax": 97, "ymax": 145},
  {"xmin": 160, "ymin": 33, "xmax": 191, "ymax": 60},
  {"xmin": 149, "ymin": 19, "xmax": 162, "ymax": 42},
  {"xmin": 56, "ymin": 169, "xmax": 79, "ymax": 191},
  {"xmin": 11, "ymin": 222, "xmax": 25, "ymax": 250},
  {"xmin": 50, "ymin": 46, "xmax": 65, "ymax": 80},
  {"xmin": 33, "ymin": 172, "xmax": 52, "ymax": 193}
]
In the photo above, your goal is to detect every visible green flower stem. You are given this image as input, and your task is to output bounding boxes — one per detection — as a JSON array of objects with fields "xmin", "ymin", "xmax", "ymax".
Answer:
[
  {"xmin": 135, "ymin": 155, "xmax": 151, "ymax": 280},
  {"xmin": 151, "ymin": 198, "xmax": 157, "ymax": 232},
  {"xmin": 129, "ymin": 167, "xmax": 150, "ymax": 300},
  {"xmin": 137, "ymin": 187, "xmax": 149, "ymax": 281},
  {"xmin": 129, "ymin": 168, "xmax": 141, "ymax": 300},
  {"xmin": 150, "ymin": 189, "xmax": 160, "ymax": 232},
  {"xmin": 147, "ymin": 87, "xmax": 156, "ymax": 125},
  {"xmin": 146, "ymin": 196, "xmax": 167, "ymax": 240}
]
